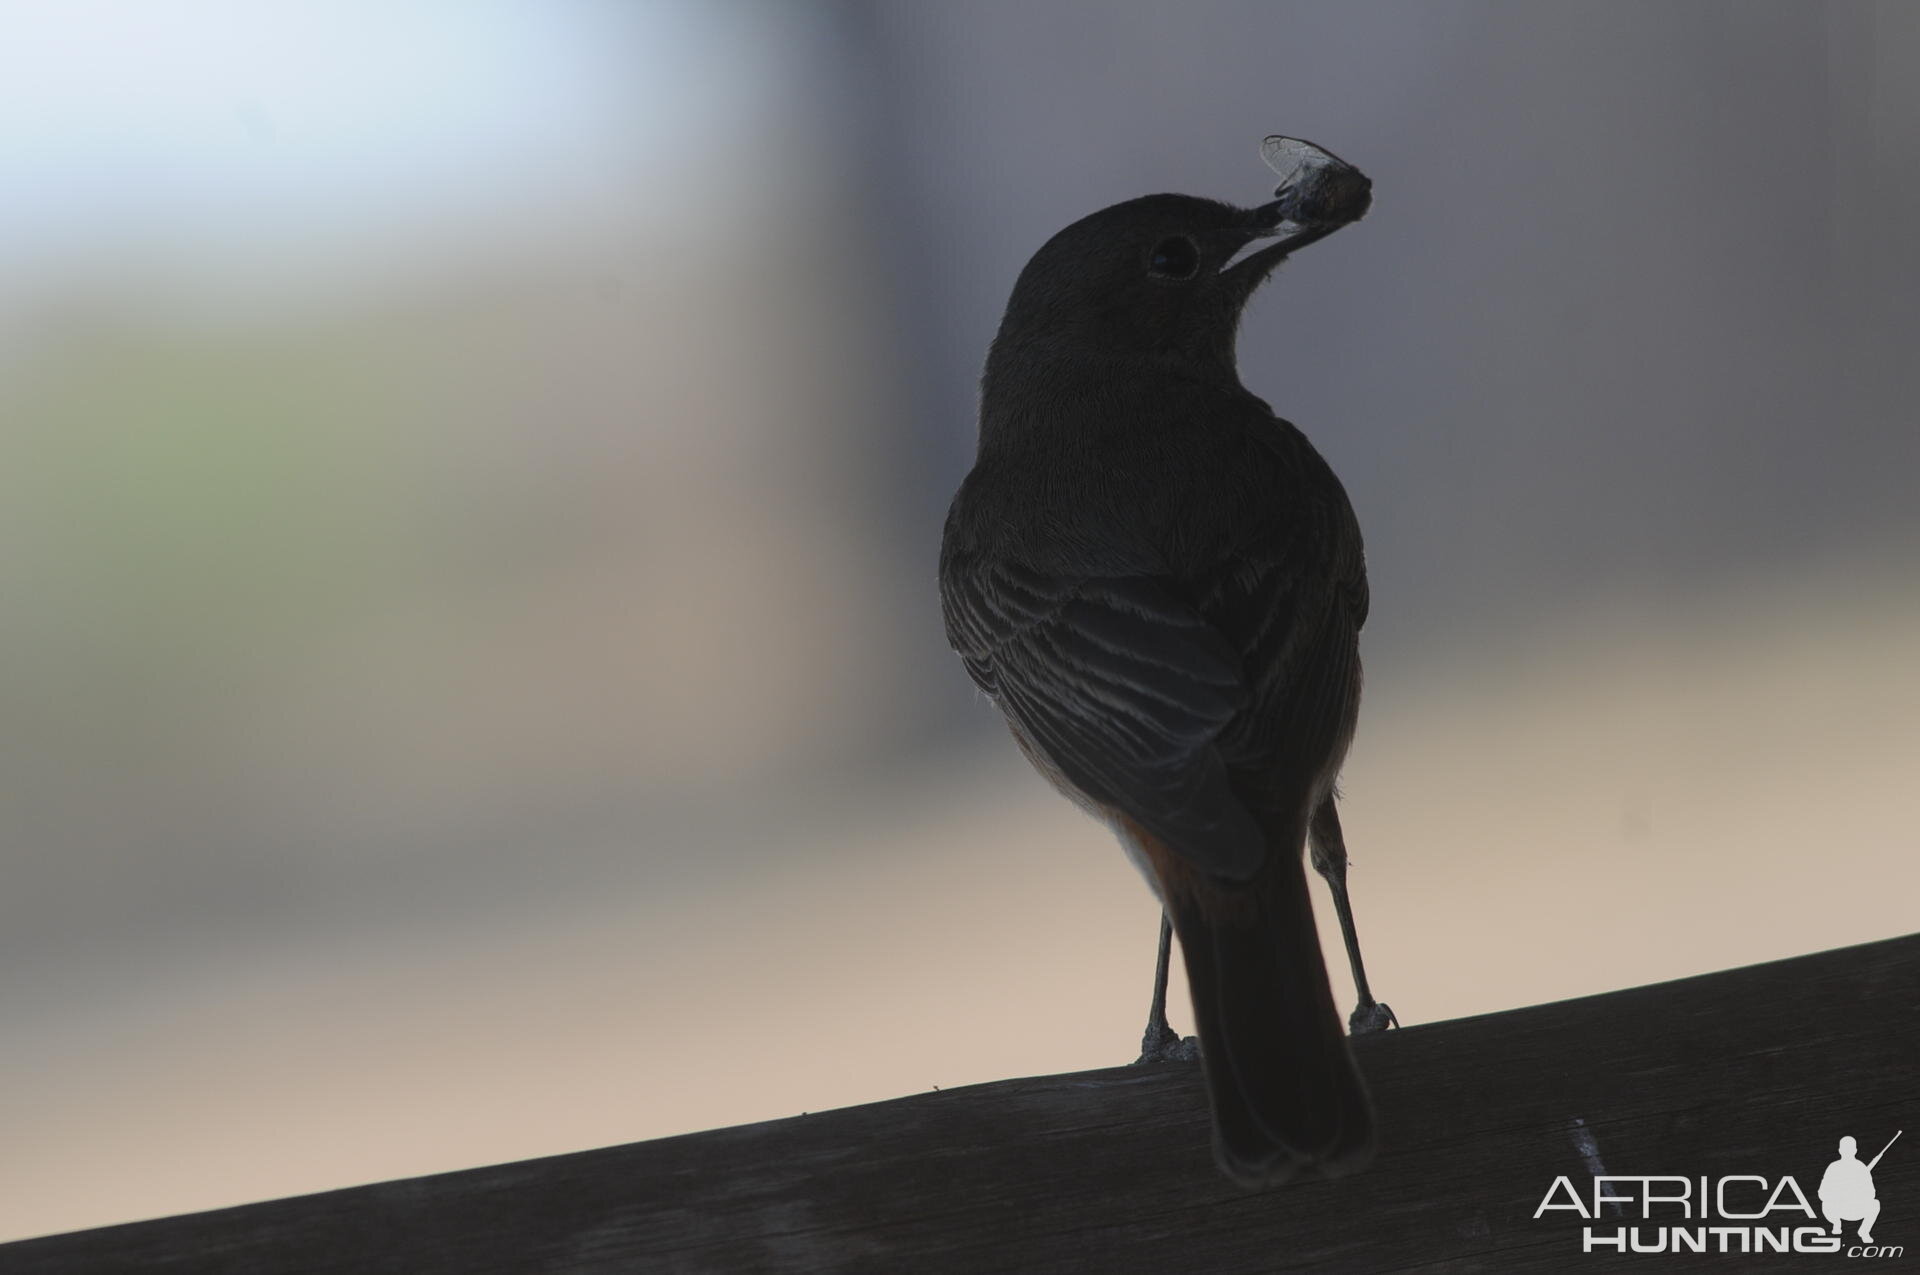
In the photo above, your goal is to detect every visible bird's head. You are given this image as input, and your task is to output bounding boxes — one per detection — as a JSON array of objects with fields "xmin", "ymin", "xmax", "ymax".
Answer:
[{"xmin": 990, "ymin": 179, "xmax": 1368, "ymax": 385}]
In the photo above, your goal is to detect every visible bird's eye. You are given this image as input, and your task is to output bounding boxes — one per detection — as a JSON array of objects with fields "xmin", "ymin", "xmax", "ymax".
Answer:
[{"xmin": 1146, "ymin": 236, "xmax": 1200, "ymax": 281}]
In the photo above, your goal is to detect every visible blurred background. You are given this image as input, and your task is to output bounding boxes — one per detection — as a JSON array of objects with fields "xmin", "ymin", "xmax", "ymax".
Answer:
[{"xmin": 2, "ymin": 0, "xmax": 1917, "ymax": 1243}]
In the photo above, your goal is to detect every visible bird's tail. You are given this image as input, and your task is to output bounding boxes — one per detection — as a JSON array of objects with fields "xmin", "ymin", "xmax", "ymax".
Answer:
[{"xmin": 1163, "ymin": 840, "xmax": 1376, "ymax": 1186}]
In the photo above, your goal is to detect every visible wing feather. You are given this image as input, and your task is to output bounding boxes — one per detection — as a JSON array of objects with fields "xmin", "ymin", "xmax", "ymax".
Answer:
[{"xmin": 940, "ymin": 557, "xmax": 1266, "ymax": 879}]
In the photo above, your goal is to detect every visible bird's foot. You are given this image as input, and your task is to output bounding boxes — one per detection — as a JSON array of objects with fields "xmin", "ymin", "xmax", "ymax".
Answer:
[
  {"xmin": 1134, "ymin": 1020, "xmax": 1201, "ymax": 1064},
  {"xmin": 1349, "ymin": 1000, "xmax": 1399, "ymax": 1036}
]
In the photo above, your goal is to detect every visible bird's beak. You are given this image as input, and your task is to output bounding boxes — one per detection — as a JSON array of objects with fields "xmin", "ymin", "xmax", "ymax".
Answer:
[
  {"xmin": 1217, "ymin": 166, "xmax": 1373, "ymax": 288},
  {"xmin": 1214, "ymin": 214, "xmax": 1305, "ymax": 288}
]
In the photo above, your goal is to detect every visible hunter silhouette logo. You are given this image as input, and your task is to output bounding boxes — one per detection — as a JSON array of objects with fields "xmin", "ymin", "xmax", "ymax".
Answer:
[
  {"xmin": 1822, "ymin": 1132, "xmax": 1899, "ymax": 1246},
  {"xmin": 1532, "ymin": 1128, "xmax": 1903, "ymax": 1257}
]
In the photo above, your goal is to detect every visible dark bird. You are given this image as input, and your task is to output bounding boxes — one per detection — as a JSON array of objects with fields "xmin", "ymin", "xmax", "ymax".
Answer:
[{"xmin": 938, "ymin": 141, "xmax": 1393, "ymax": 1187}]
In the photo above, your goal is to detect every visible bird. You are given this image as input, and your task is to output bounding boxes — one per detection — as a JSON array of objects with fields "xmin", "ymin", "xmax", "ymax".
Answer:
[{"xmin": 938, "ymin": 147, "xmax": 1393, "ymax": 1188}]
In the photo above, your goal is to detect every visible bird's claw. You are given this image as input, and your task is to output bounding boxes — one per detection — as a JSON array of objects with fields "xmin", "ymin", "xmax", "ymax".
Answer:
[
  {"xmin": 1349, "ymin": 1001, "xmax": 1399, "ymax": 1036},
  {"xmin": 1135, "ymin": 1022, "xmax": 1202, "ymax": 1064}
]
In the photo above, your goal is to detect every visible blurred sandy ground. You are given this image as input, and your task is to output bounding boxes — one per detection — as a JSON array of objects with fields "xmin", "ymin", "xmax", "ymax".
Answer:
[
  {"xmin": 4, "ymin": 572, "xmax": 1916, "ymax": 1241},
  {"xmin": 2, "ymin": 0, "xmax": 1918, "ymax": 1245}
]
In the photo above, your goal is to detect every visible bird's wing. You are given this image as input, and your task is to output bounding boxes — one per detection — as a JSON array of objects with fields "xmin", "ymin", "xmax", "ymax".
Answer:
[
  {"xmin": 941, "ymin": 557, "xmax": 1267, "ymax": 880},
  {"xmin": 1179, "ymin": 418, "xmax": 1368, "ymax": 804},
  {"xmin": 1191, "ymin": 552, "xmax": 1362, "ymax": 802}
]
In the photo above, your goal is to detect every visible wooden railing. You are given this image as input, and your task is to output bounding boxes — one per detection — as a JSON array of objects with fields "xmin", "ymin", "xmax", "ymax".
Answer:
[{"xmin": 5, "ymin": 933, "xmax": 1914, "ymax": 1273}]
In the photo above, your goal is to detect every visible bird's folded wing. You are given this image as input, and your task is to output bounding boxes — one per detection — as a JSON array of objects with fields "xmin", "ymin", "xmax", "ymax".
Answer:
[
  {"xmin": 941, "ymin": 560, "xmax": 1266, "ymax": 880},
  {"xmin": 1193, "ymin": 552, "xmax": 1360, "ymax": 787}
]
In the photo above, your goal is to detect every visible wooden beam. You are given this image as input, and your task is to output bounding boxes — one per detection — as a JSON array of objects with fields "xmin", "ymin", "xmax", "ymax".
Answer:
[{"xmin": 6, "ymin": 933, "xmax": 1915, "ymax": 1273}]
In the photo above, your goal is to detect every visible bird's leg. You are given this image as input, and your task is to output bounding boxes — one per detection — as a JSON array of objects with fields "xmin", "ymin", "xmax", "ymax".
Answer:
[
  {"xmin": 1309, "ymin": 799, "xmax": 1398, "ymax": 1035},
  {"xmin": 1134, "ymin": 912, "xmax": 1199, "ymax": 1063}
]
